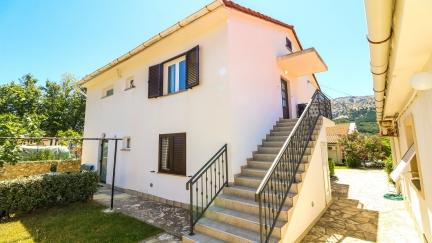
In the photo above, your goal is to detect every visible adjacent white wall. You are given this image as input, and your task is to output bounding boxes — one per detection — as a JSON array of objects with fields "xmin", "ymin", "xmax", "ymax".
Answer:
[{"xmin": 393, "ymin": 88, "xmax": 432, "ymax": 242}]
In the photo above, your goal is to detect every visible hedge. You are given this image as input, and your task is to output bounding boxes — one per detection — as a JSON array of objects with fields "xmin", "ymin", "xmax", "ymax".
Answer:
[{"xmin": 0, "ymin": 172, "xmax": 98, "ymax": 216}]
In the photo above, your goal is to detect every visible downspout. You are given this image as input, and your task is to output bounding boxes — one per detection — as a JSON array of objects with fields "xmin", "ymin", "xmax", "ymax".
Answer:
[{"xmin": 364, "ymin": 0, "xmax": 394, "ymax": 122}]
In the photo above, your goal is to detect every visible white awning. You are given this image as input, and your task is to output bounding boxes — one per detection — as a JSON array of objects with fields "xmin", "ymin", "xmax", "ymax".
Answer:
[
  {"xmin": 390, "ymin": 144, "xmax": 416, "ymax": 182},
  {"xmin": 278, "ymin": 48, "xmax": 327, "ymax": 77}
]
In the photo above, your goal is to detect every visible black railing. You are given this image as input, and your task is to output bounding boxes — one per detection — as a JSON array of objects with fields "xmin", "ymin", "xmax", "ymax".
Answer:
[
  {"xmin": 255, "ymin": 90, "xmax": 331, "ymax": 242},
  {"xmin": 186, "ymin": 144, "xmax": 228, "ymax": 235}
]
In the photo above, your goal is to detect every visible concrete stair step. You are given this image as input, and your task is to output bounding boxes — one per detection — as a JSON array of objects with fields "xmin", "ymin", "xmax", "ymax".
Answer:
[
  {"xmin": 240, "ymin": 167, "xmax": 305, "ymax": 182},
  {"xmin": 234, "ymin": 175, "xmax": 302, "ymax": 189},
  {"xmin": 223, "ymin": 184, "xmax": 297, "ymax": 206},
  {"xmin": 182, "ymin": 232, "xmax": 224, "ymax": 243},
  {"xmin": 195, "ymin": 217, "xmax": 279, "ymax": 243},
  {"xmin": 265, "ymin": 134, "xmax": 318, "ymax": 142},
  {"xmin": 214, "ymin": 193, "xmax": 292, "ymax": 220},
  {"xmin": 247, "ymin": 159, "xmax": 309, "ymax": 171},
  {"xmin": 252, "ymin": 149, "xmax": 311, "ymax": 161},
  {"xmin": 205, "ymin": 205, "xmax": 286, "ymax": 238},
  {"xmin": 257, "ymin": 141, "xmax": 315, "ymax": 153}
]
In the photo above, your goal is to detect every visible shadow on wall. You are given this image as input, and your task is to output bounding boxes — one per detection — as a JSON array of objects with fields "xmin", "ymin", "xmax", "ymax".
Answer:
[{"xmin": 301, "ymin": 180, "xmax": 379, "ymax": 242}]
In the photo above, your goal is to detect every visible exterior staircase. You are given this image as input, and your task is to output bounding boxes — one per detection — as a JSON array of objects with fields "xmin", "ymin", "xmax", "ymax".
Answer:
[{"xmin": 183, "ymin": 117, "xmax": 323, "ymax": 243}]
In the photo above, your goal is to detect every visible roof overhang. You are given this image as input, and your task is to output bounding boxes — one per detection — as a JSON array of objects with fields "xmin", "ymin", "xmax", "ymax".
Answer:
[{"xmin": 277, "ymin": 48, "xmax": 327, "ymax": 77}]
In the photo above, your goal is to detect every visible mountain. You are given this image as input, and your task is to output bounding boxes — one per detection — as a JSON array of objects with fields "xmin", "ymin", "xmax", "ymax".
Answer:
[{"xmin": 331, "ymin": 95, "xmax": 379, "ymax": 134}]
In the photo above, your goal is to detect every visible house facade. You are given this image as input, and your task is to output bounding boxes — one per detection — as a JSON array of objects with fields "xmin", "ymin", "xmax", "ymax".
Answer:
[
  {"xmin": 80, "ymin": 1, "xmax": 333, "ymax": 242},
  {"xmin": 326, "ymin": 123, "xmax": 356, "ymax": 165},
  {"xmin": 365, "ymin": 0, "xmax": 432, "ymax": 241}
]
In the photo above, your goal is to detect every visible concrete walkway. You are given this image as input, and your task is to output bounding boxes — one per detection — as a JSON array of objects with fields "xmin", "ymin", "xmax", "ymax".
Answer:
[
  {"xmin": 302, "ymin": 169, "xmax": 422, "ymax": 243},
  {"xmin": 93, "ymin": 185, "xmax": 187, "ymax": 242}
]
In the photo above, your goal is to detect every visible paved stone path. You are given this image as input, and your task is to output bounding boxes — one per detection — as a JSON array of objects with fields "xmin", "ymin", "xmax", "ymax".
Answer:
[
  {"xmin": 93, "ymin": 186, "xmax": 187, "ymax": 242},
  {"xmin": 302, "ymin": 169, "xmax": 422, "ymax": 243}
]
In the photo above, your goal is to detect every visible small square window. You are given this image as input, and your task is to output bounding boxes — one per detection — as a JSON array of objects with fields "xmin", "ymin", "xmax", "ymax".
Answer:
[
  {"xmin": 159, "ymin": 133, "xmax": 186, "ymax": 175},
  {"xmin": 102, "ymin": 86, "xmax": 114, "ymax": 98},
  {"xmin": 122, "ymin": 136, "xmax": 131, "ymax": 150}
]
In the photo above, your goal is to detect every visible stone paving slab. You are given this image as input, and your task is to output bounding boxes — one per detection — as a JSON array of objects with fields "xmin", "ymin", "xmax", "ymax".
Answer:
[
  {"xmin": 93, "ymin": 185, "xmax": 188, "ymax": 242},
  {"xmin": 302, "ymin": 169, "xmax": 422, "ymax": 243}
]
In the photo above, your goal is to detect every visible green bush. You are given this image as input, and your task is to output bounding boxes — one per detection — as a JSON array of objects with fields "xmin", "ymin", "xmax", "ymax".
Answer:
[
  {"xmin": 384, "ymin": 157, "xmax": 394, "ymax": 184},
  {"xmin": 328, "ymin": 158, "xmax": 335, "ymax": 177},
  {"xmin": 0, "ymin": 172, "xmax": 98, "ymax": 216},
  {"xmin": 346, "ymin": 157, "xmax": 361, "ymax": 168}
]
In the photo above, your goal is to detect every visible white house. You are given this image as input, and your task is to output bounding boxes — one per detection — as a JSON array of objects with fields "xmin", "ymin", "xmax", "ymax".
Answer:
[{"xmin": 79, "ymin": 1, "xmax": 333, "ymax": 242}]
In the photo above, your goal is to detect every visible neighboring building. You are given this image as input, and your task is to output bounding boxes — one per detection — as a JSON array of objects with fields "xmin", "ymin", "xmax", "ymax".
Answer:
[
  {"xmin": 79, "ymin": 1, "xmax": 333, "ymax": 242},
  {"xmin": 326, "ymin": 123, "xmax": 356, "ymax": 165},
  {"xmin": 365, "ymin": 0, "xmax": 432, "ymax": 241}
]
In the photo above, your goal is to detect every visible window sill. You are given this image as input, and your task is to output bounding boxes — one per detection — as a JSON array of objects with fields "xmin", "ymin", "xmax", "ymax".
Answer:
[
  {"xmin": 162, "ymin": 89, "xmax": 188, "ymax": 97},
  {"xmin": 124, "ymin": 86, "xmax": 136, "ymax": 91},
  {"xmin": 120, "ymin": 148, "xmax": 131, "ymax": 151},
  {"xmin": 157, "ymin": 171, "xmax": 187, "ymax": 177},
  {"xmin": 101, "ymin": 95, "xmax": 113, "ymax": 99}
]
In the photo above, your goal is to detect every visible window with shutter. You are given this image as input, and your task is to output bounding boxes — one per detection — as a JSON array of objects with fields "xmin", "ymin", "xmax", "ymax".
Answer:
[
  {"xmin": 186, "ymin": 46, "xmax": 199, "ymax": 88},
  {"xmin": 159, "ymin": 133, "xmax": 186, "ymax": 175},
  {"xmin": 148, "ymin": 45, "xmax": 199, "ymax": 98},
  {"xmin": 148, "ymin": 64, "xmax": 163, "ymax": 98}
]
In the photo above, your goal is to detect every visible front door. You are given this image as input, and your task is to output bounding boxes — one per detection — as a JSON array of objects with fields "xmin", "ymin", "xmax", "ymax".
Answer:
[
  {"xmin": 99, "ymin": 140, "xmax": 108, "ymax": 183},
  {"xmin": 281, "ymin": 79, "xmax": 289, "ymax": 119}
]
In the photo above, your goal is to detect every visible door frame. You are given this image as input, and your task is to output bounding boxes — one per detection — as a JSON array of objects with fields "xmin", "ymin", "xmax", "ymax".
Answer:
[
  {"xmin": 99, "ymin": 139, "xmax": 108, "ymax": 183},
  {"xmin": 280, "ymin": 78, "xmax": 290, "ymax": 119}
]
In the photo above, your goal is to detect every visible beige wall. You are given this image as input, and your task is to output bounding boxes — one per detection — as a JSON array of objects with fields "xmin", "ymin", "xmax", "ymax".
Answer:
[{"xmin": 391, "ymin": 86, "xmax": 432, "ymax": 241}]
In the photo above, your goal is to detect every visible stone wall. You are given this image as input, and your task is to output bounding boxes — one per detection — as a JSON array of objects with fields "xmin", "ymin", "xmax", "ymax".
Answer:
[{"xmin": 0, "ymin": 160, "xmax": 81, "ymax": 181}]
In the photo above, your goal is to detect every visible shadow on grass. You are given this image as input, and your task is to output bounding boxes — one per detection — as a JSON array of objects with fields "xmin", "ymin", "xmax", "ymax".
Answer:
[{"xmin": 0, "ymin": 202, "xmax": 163, "ymax": 242}]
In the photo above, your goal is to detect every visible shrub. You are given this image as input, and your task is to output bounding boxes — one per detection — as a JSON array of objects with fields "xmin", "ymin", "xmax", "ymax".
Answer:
[
  {"xmin": 384, "ymin": 157, "xmax": 394, "ymax": 184},
  {"xmin": 328, "ymin": 158, "xmax": 335, "ymax": 177},
  {"xmin": 0, "ymin": 171, "xmax": 98, "ymax": 217},
  {"xmin": 346, "ymin": 157, "xmax": 361, "ymax": 168}
]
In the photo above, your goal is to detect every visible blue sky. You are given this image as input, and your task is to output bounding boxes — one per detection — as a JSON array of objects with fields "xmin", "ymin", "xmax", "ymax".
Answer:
[{"xmin": 0, "ymin": 0, "xmax": 371, "ymax": 98}]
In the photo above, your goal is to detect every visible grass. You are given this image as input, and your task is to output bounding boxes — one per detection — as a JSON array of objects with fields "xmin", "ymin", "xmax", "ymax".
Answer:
[
  {"xmin": 335, "ymin": 165, "xmax": 349, "ymax": 170},
  {"xmin": 0, "ymin": 202, "xmax": 163, "ymax": 243}
]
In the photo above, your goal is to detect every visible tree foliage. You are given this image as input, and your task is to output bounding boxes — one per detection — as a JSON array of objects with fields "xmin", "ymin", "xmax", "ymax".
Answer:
[
  {"xmin": 339, "ymin": 133, "xmax": 391, "ymax": 168},
  {"xmin": 0, "ymin": 74, "xmax": 85, "ymax": 166}
]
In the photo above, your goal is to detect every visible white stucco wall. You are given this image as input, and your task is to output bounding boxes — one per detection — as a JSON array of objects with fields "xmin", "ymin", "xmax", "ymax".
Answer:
[
  {"xmin": 225, "ymin": 10, "xmax": 318, "ymax": 177},
  {"xmin": 282, "ymin": 117, "xmax": 334, "ymax": 243},
  {"xmin": 82, "ymin": 8, "xmax": 318, "ymax": 204},
  {"xmin": 393, "ymin": 88, "xmax": 432, "ymax": 242}
]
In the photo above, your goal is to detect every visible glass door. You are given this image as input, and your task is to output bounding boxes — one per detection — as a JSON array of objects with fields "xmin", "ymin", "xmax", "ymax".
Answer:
[
  {"xmin": 99, "ymin": 140, "xmax": 108, "ymax": 183},
  {"xmin": 281, "ymin": 79, "xmax": 290, "ymax": 119}
]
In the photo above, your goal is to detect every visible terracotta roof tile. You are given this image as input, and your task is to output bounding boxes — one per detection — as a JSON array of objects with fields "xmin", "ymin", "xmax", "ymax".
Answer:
[
  {"xmin": 222, "ymin": 0, "xmax": 294, "ymax": 30},
  {"xmin": 326, "ymin": 123, "xmax": 351, "ymax": 144}
]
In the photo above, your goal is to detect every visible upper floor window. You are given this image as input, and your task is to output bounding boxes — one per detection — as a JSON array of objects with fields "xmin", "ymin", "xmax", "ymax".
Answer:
[
  {"xmin": 148, "ymin": 46, "xmax": 199, "ymax": 98},
  {"xmin": 164, "ymin": 56, "xmax": 186, "ymax": 94}
]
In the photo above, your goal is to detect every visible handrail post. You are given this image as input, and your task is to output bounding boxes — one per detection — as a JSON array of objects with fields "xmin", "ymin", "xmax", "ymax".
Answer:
[
  {"xmin": 225, "ymin": 144, "xmax": 229, "ymax": 187},
  {"xmin": 188, "ymin": 181, "xmax": 194, "ymax": 235}
]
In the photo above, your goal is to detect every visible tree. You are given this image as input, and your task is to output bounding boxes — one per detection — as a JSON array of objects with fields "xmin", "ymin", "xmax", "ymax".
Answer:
[
  {"xmin": 41, "ymin": 74, "xmax": 85, "ymax": 136},
  {"xmin": 339, "ymin": 132, "xmax": 391, "ymax": 168}
]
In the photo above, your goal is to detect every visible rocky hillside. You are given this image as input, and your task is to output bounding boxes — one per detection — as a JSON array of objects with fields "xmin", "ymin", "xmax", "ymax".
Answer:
[{"xmin": 331, "ymin": 95, "xmax": 378, "ymax": 134}]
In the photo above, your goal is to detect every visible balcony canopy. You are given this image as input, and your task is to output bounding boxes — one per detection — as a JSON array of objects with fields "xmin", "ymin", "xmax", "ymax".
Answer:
[{"xmin": 278, "ymin": 48, "xmax": 327, "ymax": 77}]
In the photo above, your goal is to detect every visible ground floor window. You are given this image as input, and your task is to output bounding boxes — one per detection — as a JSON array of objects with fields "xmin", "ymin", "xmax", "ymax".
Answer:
[{"xmin": 159, "ymin": 133, "xmax": 186, "ymax": 175}]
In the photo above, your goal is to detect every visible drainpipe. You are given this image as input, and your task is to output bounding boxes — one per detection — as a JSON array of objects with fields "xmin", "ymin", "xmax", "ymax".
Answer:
[{"xmin": 364, "ymin": 0, "xmax": 394, "ymax": 122}]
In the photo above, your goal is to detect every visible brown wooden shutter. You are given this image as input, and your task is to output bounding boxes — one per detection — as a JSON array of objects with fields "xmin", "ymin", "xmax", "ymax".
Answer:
[
  {"xmin": 186, "ymin": 46, "xmax": 199, "ymax": 89},
  {"xmin": 148, "ymin": 64, "xmax": 163, "ymax": 98},
  {"xmin": 172, "ymin": 133, "xmax": 186, "ymax": 175}
]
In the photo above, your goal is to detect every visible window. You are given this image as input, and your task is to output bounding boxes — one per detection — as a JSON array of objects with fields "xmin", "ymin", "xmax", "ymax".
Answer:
[
  {"xmin": 404, "ymin": 116, "xmax": 423, "ymax": 192},
  {"xmin": 164, "ymin": 56, "xmax": 186, "ymax": 94},
  {"xmin": 159, "ymin": 133, "xmax": 186, "ymax": 175},
  {"xmin": 102, "ymin": 86, "xmax": 114, "ymax": 98},
  {"xmin": 148, "ymin": 46, "xmax": 199, "ymax": 98},
  {"xmin": 125, "ymin": 77, "xmax": 135, "ymax": 90},
  {"xmin": 285, "ymin": 37, "xmax": 292, "ymax": 52}
]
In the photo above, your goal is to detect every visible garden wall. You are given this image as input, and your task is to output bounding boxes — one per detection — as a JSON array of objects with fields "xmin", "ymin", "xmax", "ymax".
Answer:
[{"xmin": 0, "ymin": 160, "xmax": 80, "ymax": 180}]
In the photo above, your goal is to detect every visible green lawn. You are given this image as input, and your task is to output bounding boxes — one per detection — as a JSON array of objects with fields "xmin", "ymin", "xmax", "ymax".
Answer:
[{"xmin": 0, "ymin": 202, "xmax": 163, "ymax": 243}]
